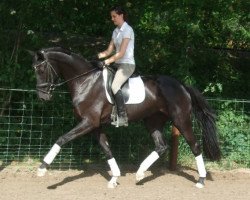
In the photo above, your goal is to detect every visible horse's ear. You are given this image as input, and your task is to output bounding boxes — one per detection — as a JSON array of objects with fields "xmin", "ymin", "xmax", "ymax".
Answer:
[{"xmin": 36, "ymin": 50, "xmax": 45, "ymax": 60}]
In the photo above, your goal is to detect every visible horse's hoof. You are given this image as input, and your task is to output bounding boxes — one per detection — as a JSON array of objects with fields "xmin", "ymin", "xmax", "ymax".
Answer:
[
  {"xmin": 107, "ymin": 181, "xmax": 117, "ymax": 189},
  {"xmin": 136, "ymin": 172, "xmax": 145, "ymax": 182},
  {"xmin": 195, "ymin": 182, "xmax": 204, "ymax": 189},
  {"xmin": 37, "ymin": 168, "xmax": 47, "ymax": 177},
  {"xmin": 107, "ymin": 176, "xmax": 118, "ymax": 189},
  {"xmin": 196, "ymin": 177, "xmax": 205, "ymax": 188}
]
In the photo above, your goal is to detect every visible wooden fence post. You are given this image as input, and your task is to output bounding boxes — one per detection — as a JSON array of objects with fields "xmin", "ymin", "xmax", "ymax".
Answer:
[{"xmin": 169, "ymin": 126, "xmax": 180, "ymax": 170}]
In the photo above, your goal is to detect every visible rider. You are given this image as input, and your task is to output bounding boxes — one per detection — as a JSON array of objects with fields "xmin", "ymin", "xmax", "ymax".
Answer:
[{"xmin": 97, "ymin": 5, "xmax": 136, "ymax": 127}]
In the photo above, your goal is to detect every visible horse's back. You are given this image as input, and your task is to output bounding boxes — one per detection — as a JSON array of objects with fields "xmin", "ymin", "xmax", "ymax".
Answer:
[
  {"xmin": 143, "ymin": 75, "xmax": 189, "ymax": 98},
  {"xmin": 142, "ymin": 75, "xmax": 191, "ymax": 113},
  {"xmin": 159, "ymin": 75, "xmax": 191, "ymax": 102}
]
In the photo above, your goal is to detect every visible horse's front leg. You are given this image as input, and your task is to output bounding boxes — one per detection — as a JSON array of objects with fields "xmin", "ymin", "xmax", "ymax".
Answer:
[
  {"xmin": 37, "ymin": 119, "xmax": 95, "ymax": 177},
  {"xmin": 93, "ymin": 128, "xmax": 121, "ymax": 188},
  {"xmin": 136, "ymin": 130, "xmax": 168, "ymax": 182}
]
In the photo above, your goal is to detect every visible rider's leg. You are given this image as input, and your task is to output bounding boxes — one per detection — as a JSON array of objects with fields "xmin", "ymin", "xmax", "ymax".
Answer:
[
  {"xmin": 112, "ymin": 89, "xmax": 128, "ymax": 127},
  {"xmin": 111, "ymin": 64, "xmax": 135, "ymax": 127}
]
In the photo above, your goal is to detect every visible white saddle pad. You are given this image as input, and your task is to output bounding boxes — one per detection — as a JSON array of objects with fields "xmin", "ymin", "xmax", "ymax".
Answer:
[{"xmin": 103, "ymin": 68, "xmax": 145, "ymax": 104}]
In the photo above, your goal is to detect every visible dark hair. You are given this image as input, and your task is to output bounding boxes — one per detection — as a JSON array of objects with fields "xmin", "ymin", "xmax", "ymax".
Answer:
[{"xmin": 110, "ymin": 5, "xmax": 128, "ymax": 21}]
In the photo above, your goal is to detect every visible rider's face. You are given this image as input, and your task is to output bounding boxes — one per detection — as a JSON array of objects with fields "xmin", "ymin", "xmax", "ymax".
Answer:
[{"xmin": 110, "ymin": 11, "xmax": 124, "ymax": 27}]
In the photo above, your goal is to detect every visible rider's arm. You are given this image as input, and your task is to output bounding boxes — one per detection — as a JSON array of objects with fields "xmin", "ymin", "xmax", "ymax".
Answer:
[
  {"xmin": 104, "ymin": 38, "xmax": 130, "ymax": 65},
  {"xmin": 98, "ymin": 40, "xmax": 115, "ymax": 59}
]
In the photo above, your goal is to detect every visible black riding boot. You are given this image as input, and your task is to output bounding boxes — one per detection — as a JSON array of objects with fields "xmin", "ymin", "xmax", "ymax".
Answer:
[{"xmin": 111, "ymin": 89, "xmax": 128, "ymax": 127}]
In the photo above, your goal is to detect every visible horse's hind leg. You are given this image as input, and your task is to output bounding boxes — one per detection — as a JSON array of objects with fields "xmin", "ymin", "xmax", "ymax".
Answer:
[
  {"xmin": 136, "ymin": 115, "xmax": 168, "ymax": 182},
  {"xmin": 174, "ymin": 116, "xmax": 206, "ymax": 188},
  {"xmin": 93, "ymin": 128, "xmax": 120, "ymax": 189}
]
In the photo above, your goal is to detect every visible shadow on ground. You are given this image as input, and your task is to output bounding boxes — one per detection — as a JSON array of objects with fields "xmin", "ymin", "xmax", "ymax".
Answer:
[{"xmin": 47, "ymin": 163, "xmax": 215, "ymax": 189}]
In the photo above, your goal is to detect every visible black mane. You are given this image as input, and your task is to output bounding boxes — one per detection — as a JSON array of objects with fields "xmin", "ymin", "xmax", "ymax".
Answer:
[
  {"xmin": 43, "ymin": 47, "xmax": 72, "ymax": 55},
  {"xmin": 42, "ymin": 47, "xmax": 89, "ymax": 63}
]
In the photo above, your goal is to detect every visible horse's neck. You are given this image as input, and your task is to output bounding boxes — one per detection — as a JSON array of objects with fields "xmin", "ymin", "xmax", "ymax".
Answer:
[
  {"xmin": 49, "ymin": 52, "xmax": 92, "ymax": 80},
  {"xmin": 48, "ymin": 52, "xmax": 101, "ymax": 100}
]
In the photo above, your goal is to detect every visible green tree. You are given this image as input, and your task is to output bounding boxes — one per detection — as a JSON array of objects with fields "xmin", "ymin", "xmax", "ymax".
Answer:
[{"xmin": 0, "ymin": 0, "xmax": 249, "ymax": 97}]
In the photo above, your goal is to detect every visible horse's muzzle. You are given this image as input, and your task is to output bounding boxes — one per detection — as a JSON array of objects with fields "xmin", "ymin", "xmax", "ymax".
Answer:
[{"xmin": 37, "ymin": 91, "xmax": 52, "ymax": 101}]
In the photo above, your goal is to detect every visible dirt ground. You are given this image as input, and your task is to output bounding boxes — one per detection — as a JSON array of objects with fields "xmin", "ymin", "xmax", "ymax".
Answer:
[{"xmin": 0, "ymin": 165, "xmax": 249, "ymax": 200}]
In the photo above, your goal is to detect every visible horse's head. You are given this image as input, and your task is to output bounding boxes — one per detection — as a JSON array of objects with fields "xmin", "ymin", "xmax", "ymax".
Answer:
[
  {"xmin": 30, "ymin": 47, "xmax": 99, "ymax": 101},
  {"xmin": 30, "ymin": 50, "xmax": 58, "ymax": 101}
]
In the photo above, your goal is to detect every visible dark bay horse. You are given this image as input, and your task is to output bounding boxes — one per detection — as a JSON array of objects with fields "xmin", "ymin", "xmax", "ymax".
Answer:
[{"xmin": 30, "ymin": 47, "xmax": 221, "ymax": 188}]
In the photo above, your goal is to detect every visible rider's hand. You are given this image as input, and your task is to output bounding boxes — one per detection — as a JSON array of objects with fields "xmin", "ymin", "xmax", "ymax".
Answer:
[
  {"xmin": 90, "ymin": 60, "xmax": 106, "ymax": 69},
  {"xmin": 96, "ymin": 61, "xmax": 106, "ymax": 69}
]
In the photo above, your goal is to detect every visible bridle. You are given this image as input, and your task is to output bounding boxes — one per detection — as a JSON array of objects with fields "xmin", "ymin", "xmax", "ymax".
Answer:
[{"xmin": 33, "ymin": 59, "xmax": 98, "ymax": 96}]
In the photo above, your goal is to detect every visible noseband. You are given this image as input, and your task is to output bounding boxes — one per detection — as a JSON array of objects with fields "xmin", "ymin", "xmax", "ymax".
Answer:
[{"xmin": 34, "ymin": 59, "xmax": 98, "ymax": 96}]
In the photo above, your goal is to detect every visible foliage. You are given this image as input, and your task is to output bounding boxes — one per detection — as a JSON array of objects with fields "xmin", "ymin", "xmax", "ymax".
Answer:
[
  {"xmin": 0, "ymin": 0, "xmax": 249, "ymax": 97},
  {"xmin": 217, "ymin": 104, "xmax": 249, "ymax": 166}
]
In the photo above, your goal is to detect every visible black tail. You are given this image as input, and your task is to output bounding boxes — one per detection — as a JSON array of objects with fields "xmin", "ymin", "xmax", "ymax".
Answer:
[{"xmin": 185, "ymin": 86, "xmax": 221, "ymax": 161}]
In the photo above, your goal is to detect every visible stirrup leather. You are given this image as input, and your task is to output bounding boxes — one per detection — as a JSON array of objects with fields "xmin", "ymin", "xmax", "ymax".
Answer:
[{"xmin": 111, "ymin": 106, "xmax": 128, "ymax": 127}]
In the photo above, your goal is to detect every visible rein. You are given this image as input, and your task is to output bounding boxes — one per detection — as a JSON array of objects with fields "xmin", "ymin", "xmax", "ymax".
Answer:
[
  {"xmin": 35, "ymin": 60, "xmax": 98, "ymax": 95},
  {"xmin": 54, "ymin": 68, "xmax": 98, "ymax": 87}
]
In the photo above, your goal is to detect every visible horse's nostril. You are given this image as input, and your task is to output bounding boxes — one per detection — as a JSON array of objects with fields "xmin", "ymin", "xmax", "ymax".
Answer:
[
  {"xmin": 38, "ymin": 93, "xmax": 51, "ymax": 101},
  {"xmin": 39, "ymin": 97, "xmax": 46, "ymax": 101}
]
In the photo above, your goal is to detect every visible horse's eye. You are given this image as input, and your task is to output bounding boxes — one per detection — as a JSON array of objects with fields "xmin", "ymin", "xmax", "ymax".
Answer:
[
  {"xmin": 34, "ymin": 62, "xmax": 45, "ymax": 73},
  {"xmin": 34, "ymin": 66, "xmax": 44, "ymax": 74}
]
